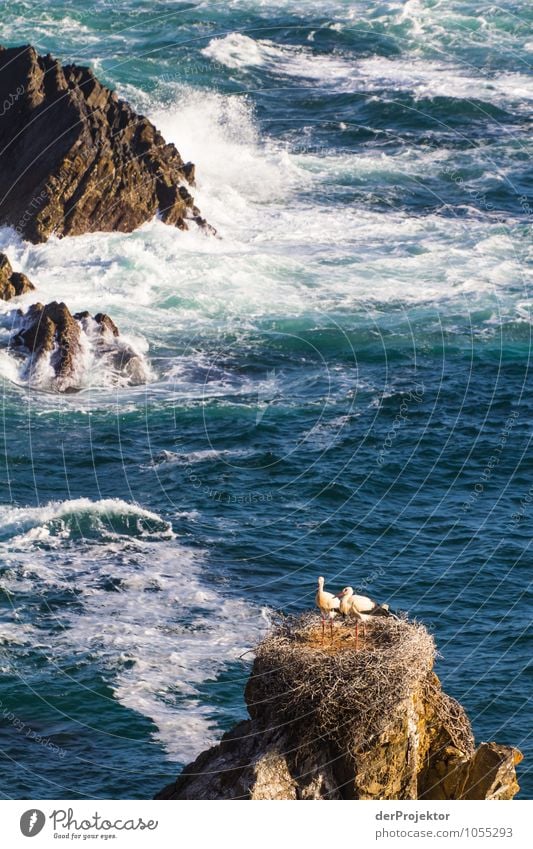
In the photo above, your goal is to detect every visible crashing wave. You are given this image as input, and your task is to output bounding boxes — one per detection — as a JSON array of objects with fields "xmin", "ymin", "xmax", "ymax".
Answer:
[
  {"xmin": 6, "ymin": 301, "xmax": 152, "ymax": 392},
  {"xmin": 0, "ymin": 497, "xmax": 270, "ymax": 761}
]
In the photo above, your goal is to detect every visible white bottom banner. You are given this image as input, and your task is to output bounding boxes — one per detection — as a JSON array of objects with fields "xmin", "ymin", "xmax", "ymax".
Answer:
[{"xmin": 1, "ymin": 799, "xmax": 530, "ymax": 848}]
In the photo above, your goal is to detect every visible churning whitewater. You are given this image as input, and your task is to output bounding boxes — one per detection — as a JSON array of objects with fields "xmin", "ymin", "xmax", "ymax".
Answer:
[{"xmin": 0, "ymin": 0, "xmax": 531, "ymax": 799}]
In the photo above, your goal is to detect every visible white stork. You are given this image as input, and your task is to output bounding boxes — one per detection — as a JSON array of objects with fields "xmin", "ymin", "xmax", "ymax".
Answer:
[
  {"xmin": 315, "ymin": 576, "xmax": 340, "ymax": 642},
  {"xmin": 337, "ymin": 586, "xmax": 396, "ymax": 649}
]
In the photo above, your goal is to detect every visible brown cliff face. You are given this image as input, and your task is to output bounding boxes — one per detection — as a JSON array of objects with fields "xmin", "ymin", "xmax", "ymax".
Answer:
[
  {"xmin": 0, "ymin": 44, "xmax": 210, "ymax": 243},
  {"xmin": 155, "ymin": 616, "xmax": 522, "ymax": 800},
  {"xmin": 0, "ymin": 252, "xmax": 35, "ymax": 300}
]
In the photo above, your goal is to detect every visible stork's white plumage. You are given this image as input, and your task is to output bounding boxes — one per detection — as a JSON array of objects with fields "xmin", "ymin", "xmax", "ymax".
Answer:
[
  {"xmin": 315, "ymin": 576, "xmax": 340, "ymax": 642},
  {"xmin": 337, "ymin": 586, "xmax": 394, "ymax": 649}
]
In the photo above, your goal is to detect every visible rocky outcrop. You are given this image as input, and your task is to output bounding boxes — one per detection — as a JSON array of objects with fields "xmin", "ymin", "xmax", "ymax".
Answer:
[
  {"xmin": 10, "ymin": 301, "xmax": 149, "ymax": 391},
  {"xmin": 155, "ymin": 616, "xmax": 522, "ymax": 800},
  {"xmin": 0, "ymin": 44, "xmax": 211, "ymax": 243},
  {"xmin": 0, "ymin": 252, "xmax": 35, "ymax": 300},
  {"xmin": 442, "ymin": 742, "xmax": 522, "ymax": 801},
  {"xmin": 12, "ymin": 301, "xmax": 81, "ymax": 391}
]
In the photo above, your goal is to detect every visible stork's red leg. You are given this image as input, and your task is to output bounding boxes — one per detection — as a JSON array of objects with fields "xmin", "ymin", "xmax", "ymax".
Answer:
[
  {"xmin": 322, "ymin": 617, "xmax": 325, "ymax": 644},
  {"xmin": 330, "ymin": 618, "xmax": 334, "ymax": 641}
]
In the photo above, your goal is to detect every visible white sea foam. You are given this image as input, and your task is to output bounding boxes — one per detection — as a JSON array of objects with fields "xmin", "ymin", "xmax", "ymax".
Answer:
[
  {"xmin": 0, "ymin": 50, "xmax": 527, "ymax": 408},
  {"xmin": 0, "ymin": 498, "xmax": 174, "ymax": 544},
  {"xmin": 201, "ymin": 33, "xmax": 532, "ymax": 109},
  {"xmin": 0, "ymin": 278, "xmax": 154, "ymax": 392},
  {"xmin": 201, "ymin": 32, "xmax": 360, "ymax": 79},
  {"xmin": 148, "ymin": 448, "xmax": 256, "ymax": 467},
  {"xmin": 355, "ymin": 57, "xmax": 533, "ymax": 107},
  {"xmin": 0, "ymin": 498, "xmax": 270, "ymax": 761}
]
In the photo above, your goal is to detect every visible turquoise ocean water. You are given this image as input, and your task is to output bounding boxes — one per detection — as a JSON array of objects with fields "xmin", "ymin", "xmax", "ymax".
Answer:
[{"xmin": 0, "ymin": 0, "xmax": 531, "ymax": 798}]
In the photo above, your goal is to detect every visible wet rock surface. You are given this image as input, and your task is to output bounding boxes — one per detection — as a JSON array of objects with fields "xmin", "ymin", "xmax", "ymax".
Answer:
[
  {"xmin": 0, "ymin": 252, "xmax": 35, "ymax": 300},
  {"xmin": 0, "ymin": 44, "xmax": 211, "ymax": 242},
  {"xmin": 12, "ymin": 301, "xmax": 81, "ymax": 391},
  {"xmin": 10, "ymin": 301, "xmax": 149, "ymax": 391}
]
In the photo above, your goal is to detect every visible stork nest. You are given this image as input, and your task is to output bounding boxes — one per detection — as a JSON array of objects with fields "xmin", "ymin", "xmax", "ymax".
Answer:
[{"xmin": 246, "ymin": 612, "xmax": 438, "ymax": 756}]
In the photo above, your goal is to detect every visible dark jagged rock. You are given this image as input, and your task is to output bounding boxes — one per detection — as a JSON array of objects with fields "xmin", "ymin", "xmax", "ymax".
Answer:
[
  {"xmin": 73, "ymin": 311, "xmax": 119, "ymax": 337},
  {"xmin": 12, "ymin": 301, "xmax": 82, "ymax": 391},
  {"xmin": 0, "ymin": 252, "xmax": 35, "ymax": 300},
  {"xmin": 10, "ymin": 301, "xmax": 149, "ymax": 391},
  {"xmin": 74, "ymin": 309, "xmax": 147, "ymax": 384},
  {"xmin": 0, "ymin": 44, "xmax": 212, "ymax": 243},
  {"xmin": 95, "ymin": 312, "xmax": 120, "ymax": 337},
  {"xmin": 155, "ymin": 618, "xmax": 522, "ymax": 800}
]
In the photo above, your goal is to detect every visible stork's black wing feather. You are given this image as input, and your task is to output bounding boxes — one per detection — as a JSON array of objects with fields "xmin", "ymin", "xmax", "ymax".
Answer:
[{"xmin": 368, "ymin": 604, "xmax": 399, "ymax": 619}]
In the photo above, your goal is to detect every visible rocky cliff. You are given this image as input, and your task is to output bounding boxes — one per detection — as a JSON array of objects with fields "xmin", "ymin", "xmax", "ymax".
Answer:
[
  {"xmin": 0, "ymin": 44, "xmax": 210, "ymax": 242},
  {"xmin": 155, "ymin": 615, "xmax": 522, "ymax": 800}
]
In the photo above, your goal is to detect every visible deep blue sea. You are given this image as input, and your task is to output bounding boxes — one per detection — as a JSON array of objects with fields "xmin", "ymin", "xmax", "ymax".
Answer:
[{"xmin": 0, "ymin": 0, "xmax": 531, "ymax": 799}]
